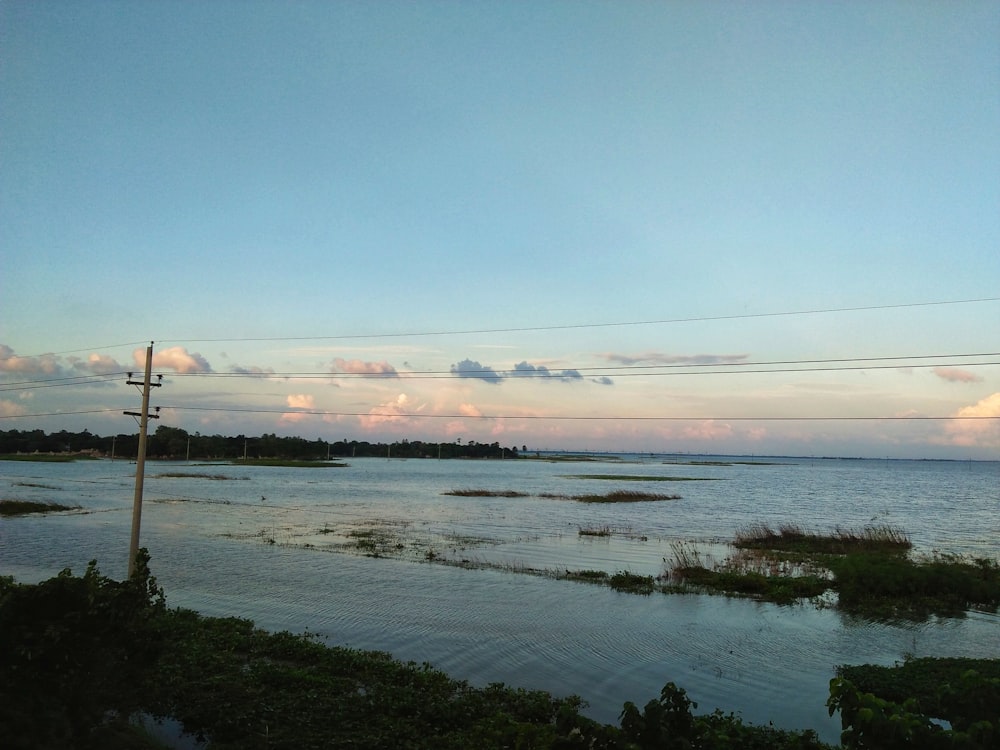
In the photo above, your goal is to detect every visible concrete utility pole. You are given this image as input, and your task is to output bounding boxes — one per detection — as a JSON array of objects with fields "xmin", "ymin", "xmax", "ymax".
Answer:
[{"xmin": 124, "ymin": 342, "xmax": 161, "ymax": 578}]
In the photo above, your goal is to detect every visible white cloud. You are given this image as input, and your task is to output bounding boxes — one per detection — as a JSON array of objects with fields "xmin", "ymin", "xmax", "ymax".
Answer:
[
  {"xmin": 142, "ymin": 346, "xmax": 212, "ymax": 374},
  {"xmin": 939, "ymin": 392, "xmax": 1000, "ymax": 448},
  {"xmin": 72, "ymin": 353, "xmax": 125, "ymax": 375}
]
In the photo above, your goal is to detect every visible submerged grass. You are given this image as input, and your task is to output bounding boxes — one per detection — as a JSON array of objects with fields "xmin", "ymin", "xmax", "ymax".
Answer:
[{"xmin": 235, "ymin": 459, "xmax": 348, "ymax": 468}]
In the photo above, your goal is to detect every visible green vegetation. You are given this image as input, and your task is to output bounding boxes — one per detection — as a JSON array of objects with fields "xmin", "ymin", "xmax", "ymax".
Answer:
[
  {"xmin": 0, "ymin": 499, "xmax": 79, "ymax": 516},
  {"xmin": 570, "ymin": 490, "xmax": 682, "ymax": 503},
  {"xmin": 829, "ymin": 551, "xmax": 1000, "ymax": 618},
  {"xmin": 153, "ymin": 472, "xmax": 242, "ymax": 480},
  {"xmin": 565, "ymin": 474, "xmax": 721, "ymax": 482},
  {"xmin": 828, "ymin": 665, "xmax": 1000, "ymax": 749},
  {"xmin": 734, "ymin": 523, "xmax": 912, "ymax": 555},
  {"xmin": 0, "ymin": 427, "xmax": 524, "ymax": 462},
  {"xmin": 0, "ymin": 453, "xmax": 81, "ymax": 462},
  {"xmin": 665, "ymin": 524, "xmax": 1000, "ymax": 618},
  {"xmin": 609, "ymin": 571, "xmax": 656, "ymax": 595},
  {"xmin": 235, "ymin": 458, "xmax": 348, "ymax": 467},
  {"xmin": 444, "ymin": 488, "xmax": 530, "ymax": 497}
]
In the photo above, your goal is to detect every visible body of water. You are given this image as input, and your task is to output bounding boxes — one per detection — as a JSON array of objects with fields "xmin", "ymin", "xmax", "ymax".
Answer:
[{"xmin": 2, "ymin": 454, "xmax": 998, "ymax": 741}]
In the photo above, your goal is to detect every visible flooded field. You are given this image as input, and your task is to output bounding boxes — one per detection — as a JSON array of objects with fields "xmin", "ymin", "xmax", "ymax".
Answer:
[{"xmin": 2, "ymin": 454, "xmax": 998, "ymax": 741}]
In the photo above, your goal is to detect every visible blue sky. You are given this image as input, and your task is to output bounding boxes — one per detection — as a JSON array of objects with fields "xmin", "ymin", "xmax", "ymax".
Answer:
[{"xmin": 2, "ymin": 1, "xmax": 998, "ymax": 458}]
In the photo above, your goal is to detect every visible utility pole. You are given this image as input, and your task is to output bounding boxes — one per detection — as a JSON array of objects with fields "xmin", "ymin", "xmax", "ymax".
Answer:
[{"xmin": 124, "ymin": 342, "xmax": 161, "ymax": 578}]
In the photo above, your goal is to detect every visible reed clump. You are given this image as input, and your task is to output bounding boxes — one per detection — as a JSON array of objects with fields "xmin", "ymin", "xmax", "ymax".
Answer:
[
  {"xmin": 734, "ymin": 522, "xmax": 912, "ymax": 554},
  {"xmin": 572, "ymin": 490, "xmax": 681, "ymax": 503},
  {"xmin": 0, "ymin": 499, "xmax": 78, "ymax": 516},
  {"xmin": 443, "ymin": 488, "xmax": 530, "ymax": 497}
]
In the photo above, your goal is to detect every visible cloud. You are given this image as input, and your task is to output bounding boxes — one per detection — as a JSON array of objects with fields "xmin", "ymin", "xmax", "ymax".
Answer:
[
  {"xmin": 286, "ymin": 394, "xmax": 315, "ymax": 409},
  {"xmin": 933, "ymin": 367, "xmax": 982, "ymax": 384},
  {"xmin": 683, "ymin": 420, "xmax": 735, "ymax": 441},
  {"xmin": 141, "ymin": 346, "xmax": 212, "ymax": 374},
  {"xmin": 451, "ymin": 359, "xmax": 502, "ymax": 384},
  {"xmin": 358, "ymin": 393, "xmax": 423, "ymax": 429},
  {"xmin": 0, "ymin": 345, "xmax": 62, "ymax": 375},
  {"xmin": 71, "ymin": 353, "xmax": 126, "ymax": 375},
  {"xmin": 939, "ymin": 392, "xmax": 1000, "ymax": 448},
  {"xmin": 510, "ymin": 361, "xmax": 583, "ymax": 383},
  {"xmin": 459, "ymin": 403, "xmax": 482, "ymax": 417},
  {"xmin": 0, "ymin": 399, "xmax": 28, "ymax": 417},
  {"xmin": 592, "ymin": 376, "xmax": 614, "ymax": 386},
  {"xmin": 332, "ymin": 358, "xmax": 399, "ymax": 377},
  {"xmin": 230, "ymin": 364, "xmax": 276, "ymax": 377},
  {"xmin": 601, "ymin": 351, "xmax": 748, "ymax": 366}
]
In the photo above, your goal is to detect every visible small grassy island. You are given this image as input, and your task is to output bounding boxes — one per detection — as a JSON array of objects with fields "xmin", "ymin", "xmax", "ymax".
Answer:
[
  {"xmin": 0, "ymin": 499, "xmax": 79, "ymax": 516},
  {"xmin": 1, "ymin": 554, "xmax": 997, "ymax": 749}
]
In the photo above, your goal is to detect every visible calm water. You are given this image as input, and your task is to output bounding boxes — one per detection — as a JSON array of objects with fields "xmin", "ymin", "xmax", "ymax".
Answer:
[{"xmin": 2, "ymin": 454, "xmax": 998, "ymax": 741}]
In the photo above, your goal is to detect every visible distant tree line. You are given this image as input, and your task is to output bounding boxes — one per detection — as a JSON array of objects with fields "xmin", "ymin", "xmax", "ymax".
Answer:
[{"xmin": 0, "ymin": 427, "xmax": 525, "ymax": 461}]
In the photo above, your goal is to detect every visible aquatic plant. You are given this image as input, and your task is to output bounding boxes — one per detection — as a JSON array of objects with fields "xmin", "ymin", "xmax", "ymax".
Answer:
[
  {"xmin": 443, "ymin": 488, "xmax": 530, "ymax": 497},
  {"xmin": 0, "ymin": 499, "xmax": 79, "ymax": 516},
  {"xmin": 608, "ymin": 570, "xmax": 656, "ymax": 595},
  {"xmin": 572, "ymin": 490, "xmax": 681, "ymax": 503},
  {"xmin": 734, "ymin": 522, "xmax": 912, "ymax": 554}
]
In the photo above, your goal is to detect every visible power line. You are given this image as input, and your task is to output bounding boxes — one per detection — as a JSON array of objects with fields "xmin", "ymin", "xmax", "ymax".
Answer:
[
  {"xmin": 0, "ymin": 374, "xmax": 126, "ymax": 392},
  {"xmin": 162, "ymin": 296, "xmax": 1000, "ymax": 344},
  {"xmin": 4, "ymin": 353, "xmax": 995, "ymax": 390},
  {"xmin": 160, "ymin": 352, "xmax": 999, "ymax": 379},
  {"xmin": 9, "ymin": 296, "xmax": 998, "ymax": 359},
  {"xmin": 158, "ymin": 406, "xmax": 1000, "ymax": 422}
]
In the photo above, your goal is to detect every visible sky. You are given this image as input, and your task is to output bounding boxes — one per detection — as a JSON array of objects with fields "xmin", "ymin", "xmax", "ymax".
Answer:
[{"xmin": 1, "ymin": 1, "xmax": 998, "ymax": 459}]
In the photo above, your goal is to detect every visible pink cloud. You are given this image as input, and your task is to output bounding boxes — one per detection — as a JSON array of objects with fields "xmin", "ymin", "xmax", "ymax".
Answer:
[
  {"xmin": 682, "ymin": 420, "xmax": 735, "ymax": 441},
  {"xmin": 139, "ymin": 346, "xmax": 212, "ymax": 374},
  {"xmin": 933, "ymin": 367, "xmax": 982, "ymax": 384},
  {"xmin": 286, "ymin": 394, "xmax": 315, "ymax": 409},
  {"xmin": 601, "ymin": 351, "xmax": 748, "ymax": 366},
  {"xmin": 332, "ymin": 358, "xmax": 398, "ymax": 376},
  {"xmin": 0, "ymin": 345, "xmax": 61, "ymax": 374},
  {"xmin": 358, "ymin": 393, "xmax": 421, "ymax": 429}
]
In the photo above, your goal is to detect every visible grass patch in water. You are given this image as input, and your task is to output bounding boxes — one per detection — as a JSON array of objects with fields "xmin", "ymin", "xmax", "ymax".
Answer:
[
  {"xmin": 608, "ymin": 571, "xmax": 656, "ymax": 594},
  {"xmin": 564, "ymin": 474, "xmax": 722, "ymax": 482},
  {"xmin": 234, "ymin": 458, "xmax": 348, "ymax": 467},
  {"xmin": 829, "ymin": 551, "xmax": 1000, "ymax": 618},
  {"xmin": 734, "ymin": 522, "xmax": 912, "ymax": 554},
  {"xmin": 571, "ymin": 490, "xmax": 681, "ymax": 503},
  {"xmin": 667, "ymin": 525, "xmax": 999, "ymax": 617},
  {"xmin": 0, "ymin": 499, "xmax": 79, "ymax": 516},
  {"xmin": 154, "ymin": 472, "xmax": 241, "ymax": 480},
  {"xmin": 443, "ymin": 488, "xmax": 530, "ymax": 497}
]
